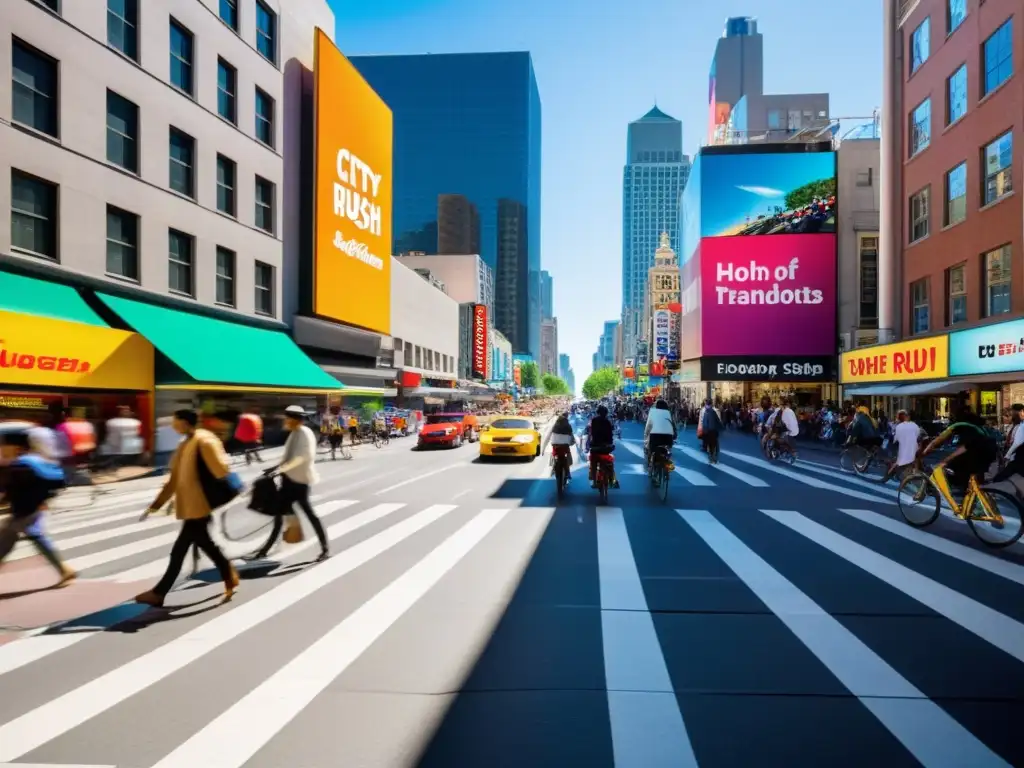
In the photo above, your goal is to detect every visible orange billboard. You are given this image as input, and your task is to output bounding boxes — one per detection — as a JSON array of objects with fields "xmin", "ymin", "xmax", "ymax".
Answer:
[{"xmin": 313, "ymin": 29, "xmax": 393, "ymax": 335}]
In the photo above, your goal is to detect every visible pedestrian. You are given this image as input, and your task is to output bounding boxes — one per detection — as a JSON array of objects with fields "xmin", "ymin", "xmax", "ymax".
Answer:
[
  {"xmin": 0, "ymin": 427, "xmax": 76, "ymax": 586},
  {"xmin": 134, "ymin": 409, "xmax": 239, "ymax": 608},
  {"xmin": 245, "ymin": 405, "xmax": 329, "ymax": 563}
]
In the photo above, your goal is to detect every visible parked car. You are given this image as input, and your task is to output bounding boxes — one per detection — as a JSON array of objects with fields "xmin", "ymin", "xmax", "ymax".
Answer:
[{"xmin": 416, "ymin": 412, "xmax": 479, "ymax": 449}]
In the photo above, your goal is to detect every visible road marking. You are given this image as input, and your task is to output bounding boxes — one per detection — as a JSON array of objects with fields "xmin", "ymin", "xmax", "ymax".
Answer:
[
  {"xmin": 761, "ymin": 509, "xmax": 1024, "ymax": 664},
  {"xmin": 720, "ymin": 449, "xmax": 891, "ymax": 504},
  {"xmin": 675, "ymin": 445, "xmax": 768, "ymax": 487},
  {"xmin": 149, "ymin": 507, "xmax": 507, "ymax": 768},
  {"xmin": 0, "ymin": 764, "xmax": 117, "ymax": 767},
  {"xmin": 8, "ymin": 516, "xmax": 180, "ymax": 562},
  {"xmin": 452, "ymin": 489, "xmax": 472, "ymax": 500},
  {"xmin": 0, "ymin": 503, "xmax": 461, "ymax": 761},
  {"xmin": 374, "ymin": 461, "xmax": 470, "ymax": 495},
  {"xmin": 836, "ymin": 508, "xmax": 1024, "ymax": 586},
  {"xmin": 680, "ymin": 509, "xmax": 1009, "ymax": 768},
  {"xmin": 597, "ymin": 507, "xmax": 697, "ymax": 767}
]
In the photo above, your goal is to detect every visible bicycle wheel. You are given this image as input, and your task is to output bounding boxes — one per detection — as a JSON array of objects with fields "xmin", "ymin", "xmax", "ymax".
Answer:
[
  {"xmin": 659, "ymin": 464, "xmax": 670, "ymax": 502},
  {"xmin": 897, "ymin": 472, "xmax": 940, "ymax": 527},
  {"xmin": 968, "ymin": 487, "xmax": 1024, "ymax": 548},
  {"xmin": 598, "ymin": 472, "xmax": 609, "ymax": 504},
  {"xmin": 555, "ymin": 462, "xmax": 567, "ymax": 498},
  {"xmin": 840, "ymin": 446, "xmax": 866, "ymax": 473}
]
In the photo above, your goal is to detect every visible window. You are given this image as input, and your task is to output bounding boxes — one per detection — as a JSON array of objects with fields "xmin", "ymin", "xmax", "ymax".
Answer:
[
  {"xmin": 856, "ymin": 168, "xmax": 873, "ymax": 187},
  {"xmin": 12, "ymin": 40, "xmax": 58, "ymax": 138},
  {"xmin": 984, "ymin": 245, "xmax": 1012, "ymax": 316},
  {"xmin": 947, "ymin": 64, "xmax": 967, "ymax": 124},
  {"xmin": 983, "ymin": 19, "xmax": 1013, "ymax": 96},
  {"xmin": 106, "ymin": 205, "xmax": 138, "ymax": 280},
  {"xmin": 216, "ymin": 155, "xmax": 236, "ymax": 216},
  {"xmin": 255, "ymin": 176, "xmax": 274, "ymax": 233},
  {"xmin": 169, "ymin": 20, "xmax": 194, "ymax": 95},
  {"xmin": 909, "ymin": 187, "xmax": 930, "ymax": 242},
  {"xmin": 911, "ymin": 279, "xmax": 929, "ymax": 334},
  {"xmin": 255, "ymin": 261, "xmax": 274, "ymax": 315},
  {"xmin": 107, "ymin": 0, "xmax": 138, "ymax": 61},
  {"xmin": 256, "ymin": 1, "xmax": 277, "ymax": 64},
  {"xmin": 255, "ymin": 88, "xmax": 275, "ymax": 147},
  {"xmin": 909, "ymin": 99, "xmax": 931, "ymax": 156},
  {"xmin": 858, "ymin": 236, "xmax": 878, "ymax": 327},
  {"xmin": 215, "ymin": 247, "xmax": 236, "ymax": 306},
  {"xmin": 767, "ymin": 109, "xmax": 782, "ymax": 130},
  {"xmin": 219, "ymin": 0, "xmax": 238, "ymax": 31},
  {"xmin": 169, "ymin": 128, "xmax": 195, "ymax": 197},
  {"xmin": 11, "ymin": 171, "xmax": 57, "ymax": 259},
  {"xmin": 948, "ymin": 0, "xmax": 966, "ymax": 33},
  {"xmin": 910, "ymin": 17, "xmax": 930, "ymax": 74},
  {"xmin": 106, "ymin": 90, "xmax": 138, "ymax": 173},
  {"xmin": 945, "ymin": 162, "xmax": 967, "ymax": 225},
  {"xmin": 217, "ymin": 59, "xmax": 236, "ymax": 123},
  {"xmin": 168, "ymin": 229, "xmax": 194, "ymax": 296},
  {"xmin": 947, "ymin": 264, "xmax": 967, "ymax": 324},
  {"xmin": 983, "ymin": 131, "xmax": 1013, "ymax": 205}
]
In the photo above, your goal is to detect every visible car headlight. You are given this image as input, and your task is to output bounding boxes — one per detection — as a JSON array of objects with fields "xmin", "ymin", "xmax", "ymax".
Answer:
[
  {"xmin": 444, "ymin": 427, "xmax": 456, "ymax": 435},
  {"xmin": 511, "ymin": 434, "xmax": 533, "ymax": 444}
]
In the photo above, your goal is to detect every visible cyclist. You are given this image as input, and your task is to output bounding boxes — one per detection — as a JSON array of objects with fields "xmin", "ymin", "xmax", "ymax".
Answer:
[
  {"xmin": 588, "ymin": 405, "xmax": 619, "ymax": 489},
  {"xmin": 881, "ymin": 410, "xmax": 926, "ymax": 483},
  {"xmin": 549, "ymin": 412, "xmax": 576, "ymax": 481},
  {"xmin": 773, "ymin": 398, "xmax": 800, "ymax": 459},
  {"xmin": 756, "ymin": 396, "xmax": 775, "ymax": 452},
  {"xmin": 848, "ymin": 402, "xmax": 882, "ymax": 454},
  {"xmin": 644, "ymin": 399, "xmax": 677, "ymax": 473},
  {"xmin": 699, "ymin": 399, "xmax": 722, "ymax": 461},
  {"xmin": 921, "ymin": 408, "xmax": 998, "ymax": 499}
]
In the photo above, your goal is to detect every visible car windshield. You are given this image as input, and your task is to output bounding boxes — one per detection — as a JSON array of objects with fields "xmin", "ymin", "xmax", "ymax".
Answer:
[
  {"xmin": 491, "ymin": 418, "xmax": 532, "ymax": 430},
  {"xmin": 426, "ymin": 414, "xmax": 463, "ymax": 425}
]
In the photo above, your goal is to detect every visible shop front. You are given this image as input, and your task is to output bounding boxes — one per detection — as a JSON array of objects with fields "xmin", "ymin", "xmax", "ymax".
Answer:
[
  {"xmin": 701, "ymin": 355, "xmax": 838, "ymax": 413},
  {"xmin": 949, "ymin": 318, "xmax": 1024, "ymax": 425},
  {"xmin": 0, "ymin": 271, "xmax": 154, "ymax": 442},
  {"xmin": 93, "ymin": 293, "xmax": 341, "ymax": 446},
  {"xmin": 840, "ymin": 335, "xmax": 955, "ymax": 422}
]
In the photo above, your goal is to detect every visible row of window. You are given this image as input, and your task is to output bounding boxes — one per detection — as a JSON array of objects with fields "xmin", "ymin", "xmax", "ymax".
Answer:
[
  {"xmin": 908, "ymin": 129, "xmax": 1012, "ymax": 243},
  {"xmin": 11, "ymin": 169, "xmax": 277, "ymax": 315},
  {"xmin": 908, "ymin": 15, "xmax": 1013, "ymax": 158},
  {"xmin": 393, "ymin": 338, "xmax": 455, "ymax": 375},
  {"xmin": 909, "ymin": 244, "xmax": 1012, "ymax": 334},
  {"xmin": 909, "ymin": 0, "xmax": 967, "ymax": 75}
]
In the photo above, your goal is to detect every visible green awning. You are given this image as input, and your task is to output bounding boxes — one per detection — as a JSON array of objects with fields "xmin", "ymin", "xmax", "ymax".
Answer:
[
  {"xmin": 96, "ymin": 293, "xmax": 342, "ymax": 391},
  {"xmin": 0, "ymin": 271, "xmax": 107, "ymax": 326}
]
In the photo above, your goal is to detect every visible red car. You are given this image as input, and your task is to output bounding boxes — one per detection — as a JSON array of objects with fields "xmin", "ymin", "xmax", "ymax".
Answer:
[{"xmin": 416, "ymin": 413, "xmax": 479, "ymax": 449}]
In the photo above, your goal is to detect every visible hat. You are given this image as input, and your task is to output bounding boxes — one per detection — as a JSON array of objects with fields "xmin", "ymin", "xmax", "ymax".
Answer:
[{"xmin": 284, "ymin": 405, "xmax": 307, "ymax": 419}]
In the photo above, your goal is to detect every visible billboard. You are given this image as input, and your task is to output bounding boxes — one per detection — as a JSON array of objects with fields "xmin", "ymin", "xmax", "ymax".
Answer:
[
  {"xmin": 653, "ymin": 310, "xmax": 671, "ymax": 358},
  {"xmin": 471, "ymin": 304, "xmax": 488, "ymax": 379},
  {"xmin": 841, "ymin": 337, "xmax": 948, "ymax": 384},
  {"xmin": 313, "ymin": 29, "xmax": 393, "ymax": 335},
  {"xmin": 949, "ymin": 319, "xmax": 1023, "ymax": 376}
]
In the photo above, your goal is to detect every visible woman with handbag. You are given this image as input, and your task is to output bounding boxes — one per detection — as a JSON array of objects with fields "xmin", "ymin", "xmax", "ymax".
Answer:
[
  {"xmin": 245, "ymin": 405, "xmax": 329, "ymax": 563},
  {"xmin": 135, "ymin": 409, "xmax": 240, "ymax": 608}
]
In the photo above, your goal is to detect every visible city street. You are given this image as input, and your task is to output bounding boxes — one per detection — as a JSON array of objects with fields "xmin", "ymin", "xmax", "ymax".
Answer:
[{"xmin": 0, "ymin": 419, "xmax": 1022, "ymax": 767}]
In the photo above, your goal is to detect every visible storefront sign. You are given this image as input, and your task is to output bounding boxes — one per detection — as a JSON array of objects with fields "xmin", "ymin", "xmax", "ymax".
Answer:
[
  {"xmin": 471, "ymin": 304, "xmax": 488, "ymax": 379},
  {"xmin": 950, "ymin": 319, "xmax": 1024, "ymax": 376},
  {"xmin": 0, "ymin": 310, "xmax": 153, "ymax": 391},
  {"xmin": 702, "ymin": 355, "xmax": 835, "ymax": 382},
  {"xmin": 840, "ymin": 337, "xmax": 948, "ymax": 383},
  {"xmin": 0, "ymin": 395, "xmax": 46, "ymax": 409},
  {"xmin": 653, "ymin": 310, "xmax": 671, "ymax": 358},
  {"xmin": 313, "ymin": 30, "xmax": 393, "ymax": 335}
]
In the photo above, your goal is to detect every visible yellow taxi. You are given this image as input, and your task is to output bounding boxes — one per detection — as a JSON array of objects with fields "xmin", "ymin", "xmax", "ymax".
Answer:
[{"xmin": 479, "ymin": 416, "xmax": 542, "ymax": 460}]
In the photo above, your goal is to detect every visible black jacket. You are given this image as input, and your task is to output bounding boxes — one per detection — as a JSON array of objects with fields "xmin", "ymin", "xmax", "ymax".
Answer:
[
  {"xmin": 552, "ymin": 416, "xmax": 574, "ymax": 436},
  {"xmin": 590, "ymin": 416, "xmax": 614, "ymax": 446}
]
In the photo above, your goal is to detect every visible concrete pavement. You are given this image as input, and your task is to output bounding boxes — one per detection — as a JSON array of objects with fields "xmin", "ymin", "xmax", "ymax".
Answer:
[{"xmin": 0, "ymin": 419, "xmax": 1021, "ymax": 766}]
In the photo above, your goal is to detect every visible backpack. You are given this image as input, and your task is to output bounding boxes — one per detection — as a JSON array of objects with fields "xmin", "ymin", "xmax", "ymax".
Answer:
[{"xmin": 702, "ymin": 407, "xmax": 722, "ymax": 433}]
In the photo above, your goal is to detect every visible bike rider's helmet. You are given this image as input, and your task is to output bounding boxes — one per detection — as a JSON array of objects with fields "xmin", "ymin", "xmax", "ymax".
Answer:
[
  {"xmin": 655, "ymin": 399, "xmax": 669, "ymax": 410},
  {"xmin": 596, "ymin": 405, "xmax": 609, "ymax": 417}
]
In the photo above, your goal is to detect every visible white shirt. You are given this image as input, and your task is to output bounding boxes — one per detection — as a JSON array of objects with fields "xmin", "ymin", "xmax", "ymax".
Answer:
[
  {"xmin": 893, "ymin": 420, "xmax": 922, "ymax": 466},
  {"xmin": 104, "ymin": 417, "xmax": 144, "ymax": 455},
  {"xmin": 1006, "ymin": 421, "xmax": 1024, "ymax": 462},
  {"xmin": 779, "ymin": 407, "xmax": 799, "ymax": 436},
  {"xmin": 282, "ymin": 424, "xmax": 319, "ymax": 485},
  {"xmin": 644, "ymin": 408, "xmax": 676, "ymax": 438}
]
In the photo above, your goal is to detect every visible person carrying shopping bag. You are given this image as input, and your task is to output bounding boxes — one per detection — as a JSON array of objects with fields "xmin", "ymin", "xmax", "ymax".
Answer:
[
  {"xmin": 135, "ymin": 409, "xmax": 240, "ymax": 608},
  {"xmin": 245, "ymin": 405, "xmax": 329, "ymax": 563}
]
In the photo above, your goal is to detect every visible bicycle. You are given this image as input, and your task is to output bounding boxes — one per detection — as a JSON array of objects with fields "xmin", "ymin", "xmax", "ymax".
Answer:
[
  {"xmin": 552, "ymin": 444, "xmax": 572, "ymax": 498},
  {"xmin": 592, "ymin": 451, "xmax": 614, "ymax": 504},
  {"xmin": 764, "ymin": 435, "xmax": 796, "ymax": 465},
  {"xmin": 897, "ymin": 465, "xmax": 1024, "ymax": 547},
  {"xmin": 839, "ymin": 441, "xmax": 886, "ymax": 476},
  {"xmin": 647, "ymin": 444, "xmax": 673, "ymax": 502}
]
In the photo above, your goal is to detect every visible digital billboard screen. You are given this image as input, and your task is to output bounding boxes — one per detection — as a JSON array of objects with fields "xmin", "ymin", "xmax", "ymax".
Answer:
[
  {"xmin": 313, "ymin": 30, "xmax": 393, "ymax": 335},
  {"xmin": 698, "ymin": 150, "xmax": 837, "ymax": 364}
]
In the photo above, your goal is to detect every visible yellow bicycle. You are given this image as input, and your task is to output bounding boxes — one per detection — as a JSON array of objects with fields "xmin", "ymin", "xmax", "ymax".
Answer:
[{"xmin": 897, "ymin": 465, "xmax": 1024, "ymax": 548}]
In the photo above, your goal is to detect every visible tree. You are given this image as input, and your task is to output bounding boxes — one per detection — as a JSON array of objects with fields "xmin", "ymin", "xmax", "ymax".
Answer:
[
  {"xmin": 541, "ymin": 374, "xmax": 571, "ymax": 396},
  {"xmin": 784, "ymin": 177, "xmax": 836, "ymax": 211},
  {"xmin": 519, "ymin": 360, "xmax": 540, "ymax": 390},
  {"xmin": 358, "ymin": 398, "xmax": 383, "ymax": 422},
  {"xmin": 581, "ymin": 366, "xmax": 621, "ymax": 400}
]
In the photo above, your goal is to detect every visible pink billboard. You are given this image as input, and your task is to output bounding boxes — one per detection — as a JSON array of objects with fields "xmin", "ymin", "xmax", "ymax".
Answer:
[{"xmin": 700, "ymin": 233, "xmax": 836, "ymax": 357}]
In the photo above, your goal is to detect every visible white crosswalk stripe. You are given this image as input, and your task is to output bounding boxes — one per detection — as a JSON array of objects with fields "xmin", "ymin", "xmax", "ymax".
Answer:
[{"xmin": 4, "ymin": 448, "xmax": 1024, "ymax": 765}]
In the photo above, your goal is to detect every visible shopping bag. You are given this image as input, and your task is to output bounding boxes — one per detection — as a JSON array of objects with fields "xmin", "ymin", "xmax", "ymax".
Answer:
[
  {"xmin": 248, "ymin": 474, "xmax": 280, "ymax": 517},
  {"xmin": 282, "ymin": 514, "xmax": 305, "ymax": 544}
]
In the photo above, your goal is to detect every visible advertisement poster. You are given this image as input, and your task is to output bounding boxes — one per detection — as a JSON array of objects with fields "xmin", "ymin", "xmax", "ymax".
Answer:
[
  {"xmin": 949, "ymin": 319, "xmax": 1024, "ymax": 376},
  {"xmin": 471, "ymin": 304, "xmax": 488, "ymax": 379},
  {"xmin": 701, "ymin": 234, "xmax": 836, "ymax": 357},
  {"xmin": 313, "ymin": 30, "xmax": 393, "ymax": 335},
  {"xmin": 653, "ymin": 310, "xmax": 671, "ymax": 358},
  {"xmin": 667, "ymin": 310, "xmax": 680, "ymax": 362}
]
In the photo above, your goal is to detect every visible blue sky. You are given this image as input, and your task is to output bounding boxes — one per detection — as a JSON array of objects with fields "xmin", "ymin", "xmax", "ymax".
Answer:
[
  {"xmin": 700, "ymin": 152, "xmax": 836, "ymax": 236},
  {"xmin": 329, "ymin": 0, "xmax": 882, "ymax": 386}
]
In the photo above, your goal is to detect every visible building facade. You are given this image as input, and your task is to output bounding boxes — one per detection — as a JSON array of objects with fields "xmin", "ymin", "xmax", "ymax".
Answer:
[
  {"xmin": 643, "ymin": 232, "xmax": 681, "ymax": 361},
  {"xmin": 593, "ymin": 319, "xmax": 619, "ymax": 371},
  {"xmin": 437, "ymin": 194, "xmax": 480, "ymax": 256},
  {"xmin": 621, "ymin": 106, "xmax": 689, "ymax": 360},
  {"xmin": 541, "ymin": 269, "xmax": 553, "ymax": 320},
  {"xmin": 394, "ymin": 253, "xmax": 493, "ymax": 317},
  {"xmin": 391, "ymin": 258, "xmax": 459, "ymax": 381},
  {"xmin": 540, "ymin": 317, "xmax": 558, "ymax": 375},
  {"xmin": 348, "ymin": 52, "xmax": 543, "ymax": 358},
  {"xmin": 490, "ymin": 328, "xmax": 513, "ymax": 386}
]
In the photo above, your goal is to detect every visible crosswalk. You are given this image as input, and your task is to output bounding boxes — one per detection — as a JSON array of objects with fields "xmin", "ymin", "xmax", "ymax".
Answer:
[{"xmin": 2, "ymin": 447, "xmax": 1024, "ymax": 765}]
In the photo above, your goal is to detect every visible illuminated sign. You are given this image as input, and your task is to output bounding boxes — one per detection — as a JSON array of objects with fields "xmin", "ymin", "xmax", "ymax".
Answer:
[
  {"xmin": 840, "ymin": 337, "xmax": 949, "ymax": 383},
  {"xmin": 653, "ymin": 310, "xmax": 671, "ymax": 358},
  {"xmin": 471, "ymin": 304, "xmax": 488, "ymax": 379},
  {"xmin": 950, "ymin": 318, "xmax": 1024, "ymax": 376}
]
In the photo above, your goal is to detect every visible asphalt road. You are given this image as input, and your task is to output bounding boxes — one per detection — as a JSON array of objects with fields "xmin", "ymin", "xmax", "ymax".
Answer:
[{"xmin": 0, "ymin": 418, "xmax": 1022, "ymax": 767}]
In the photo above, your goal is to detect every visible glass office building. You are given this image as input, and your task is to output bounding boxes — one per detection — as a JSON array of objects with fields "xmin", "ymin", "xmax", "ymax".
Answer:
[{"xmin": 349, "ymin": 52, "xmax": 543, "ymax": 357}]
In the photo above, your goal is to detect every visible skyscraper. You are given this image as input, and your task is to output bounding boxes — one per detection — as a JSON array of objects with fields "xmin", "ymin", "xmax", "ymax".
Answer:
[
  {"xmin": 708, "ymin": 17, "xmax": 764, "ymax": 112},
  {"xmin": 540, "ymin": 270, "xmax": 553, "ymax": 320},
  {"xmin": 349, "ymin": 52, "xmax": 542, "ymax": 357},
  {"xmin": 621, "ymin": 107, "xmax": 689, "ymax": 360},
  {"xmin": 437, "ymin": 194, "xmax": 480, "ymax": 255}
]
